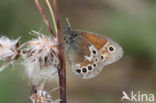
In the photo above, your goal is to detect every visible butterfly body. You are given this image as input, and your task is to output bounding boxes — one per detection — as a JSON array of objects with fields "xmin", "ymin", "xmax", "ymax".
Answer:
[{"xmin": 64, "ymin": 27, "xmax": 123, "ymax": 79}]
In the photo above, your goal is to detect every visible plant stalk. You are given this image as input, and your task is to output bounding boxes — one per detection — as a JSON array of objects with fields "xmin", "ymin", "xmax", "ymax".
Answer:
[
  {"xmin": 34, "ymin": 0, "xmax": 55, "ymax": 37},
  {"xmin": 34, "ymin": 0, "xmax": 67, "ymax": 103},
  {"xmin": 53, "ymin": 0, "xmax": 67, "ymax": 103}
]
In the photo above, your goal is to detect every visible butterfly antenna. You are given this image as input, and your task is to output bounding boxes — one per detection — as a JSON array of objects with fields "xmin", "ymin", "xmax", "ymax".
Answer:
[{"xmin": 66, "ymin": 18, "xmax": 71, "ymax": 29}]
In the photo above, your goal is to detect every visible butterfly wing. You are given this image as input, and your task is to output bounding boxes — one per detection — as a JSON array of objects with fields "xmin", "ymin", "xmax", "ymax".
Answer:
[
  {"xmin": 79, "ymin": 30, "xmax": 123, "ymax": 66},
  {"xmin": 64, "ymin": 28, "xmax": 103, "ymax": 79}
]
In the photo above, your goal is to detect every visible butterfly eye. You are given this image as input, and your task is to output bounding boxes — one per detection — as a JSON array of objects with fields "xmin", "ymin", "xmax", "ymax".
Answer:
[
  {"xmin": 73, "ymin": 34, "xmax": 78, "ymax": 37},
  {"xmin": 107, "ymin": 45, "xmax": 115, "ymax": 53}
]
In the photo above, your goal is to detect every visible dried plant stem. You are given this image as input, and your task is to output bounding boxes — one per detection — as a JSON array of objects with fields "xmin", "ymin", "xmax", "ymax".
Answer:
[
  {"xmin": 53, "ymin": 0, "xmax": 67, "ymax": 103},
  {"xmin": 34, "ymin": 0, "xmax": 67, "ymax": 103},
  {"xmin": 45, "ymin": 0, "xmax": 58, "ymax": 35},
  {"xmin": 34, "ymin": 0, "xmax": 55, "ymax": 37}
]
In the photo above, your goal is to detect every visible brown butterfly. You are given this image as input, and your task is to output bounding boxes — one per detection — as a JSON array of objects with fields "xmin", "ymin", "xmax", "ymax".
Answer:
[{"xmin": 64, "ymin": 25, "xmax": 123, "ymax": 79}]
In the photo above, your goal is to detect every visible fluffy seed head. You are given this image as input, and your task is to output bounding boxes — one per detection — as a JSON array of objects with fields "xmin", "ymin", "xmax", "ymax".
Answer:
[
  {"xmin": 0, "ymin": 36, "xmax": 20, "ymax": 71},
  {"xmin": 30, "ymin": 87, "xmax": 54, "ymax": 103},
  {"xmin": 22, "ymin": 31, "xmax": 59, "ymax": 84}
]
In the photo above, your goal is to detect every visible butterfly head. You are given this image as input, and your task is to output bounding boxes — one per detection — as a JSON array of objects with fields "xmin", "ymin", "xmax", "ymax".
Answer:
[{"xmin": 64, "ymin": 26, "xmax": 79, "ymax": 45}]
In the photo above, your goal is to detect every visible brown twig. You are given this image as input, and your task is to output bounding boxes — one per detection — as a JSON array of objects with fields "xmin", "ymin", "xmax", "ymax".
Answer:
[
  {"xmin": 53, "ymin": 0, "xmax": 67, "ymax": 103},
  {"xmin": 34, "ymin": 0, "xmax": 67, "ymax": 103},
  {"xmin": 34, "ymin": 0, "xmax": 55, "ymax": 37}
]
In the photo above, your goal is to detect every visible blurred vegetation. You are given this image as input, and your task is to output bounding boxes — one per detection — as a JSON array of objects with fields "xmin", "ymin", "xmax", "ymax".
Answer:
[{"xmin": 0, "ymin": 0, "xmax": 156, "ymax": 103}]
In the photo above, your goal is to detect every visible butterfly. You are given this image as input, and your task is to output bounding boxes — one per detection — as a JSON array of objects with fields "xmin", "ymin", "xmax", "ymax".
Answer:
[{"xmin": 64, "ymin": 25, "xmax": 123, "ymax": 79}]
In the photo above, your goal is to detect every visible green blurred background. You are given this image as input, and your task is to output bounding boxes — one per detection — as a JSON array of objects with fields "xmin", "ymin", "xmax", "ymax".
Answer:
[{"xmin": 0, "ymin": 0, "xmax": 156, "ymax": 103}]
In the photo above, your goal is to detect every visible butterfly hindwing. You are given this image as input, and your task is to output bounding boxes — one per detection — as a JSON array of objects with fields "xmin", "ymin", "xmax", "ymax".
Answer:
[{"xmin": 79, "ymin": 31, "xmax": 123, "ymax": 66}]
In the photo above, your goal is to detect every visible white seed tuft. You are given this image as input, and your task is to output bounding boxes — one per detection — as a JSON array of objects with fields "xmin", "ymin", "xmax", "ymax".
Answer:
[
  {"xmin": 22, "ymin": 31, "xmax": 59, "ymax": 85},
  {"xmin": 30, "ymin": 87, "xmax": 55, "ymax": 103},
  {"xmin": 0, "ymin": 36, "xmax": 20, "ymax": 72}
]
